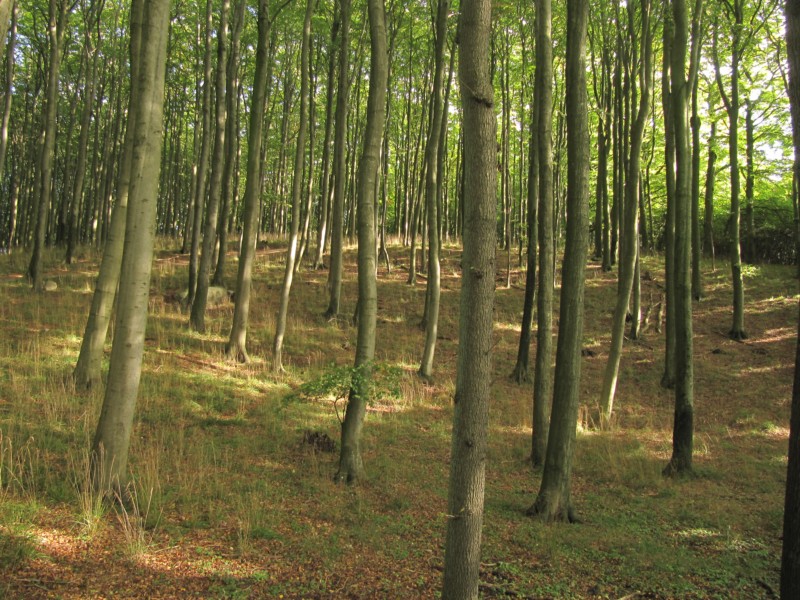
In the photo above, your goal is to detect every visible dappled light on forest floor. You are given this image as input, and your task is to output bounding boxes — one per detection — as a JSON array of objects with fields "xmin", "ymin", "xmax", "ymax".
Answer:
[{"xmin": 0, "ymin": 245, "xmax": 794, "ymax": 598}]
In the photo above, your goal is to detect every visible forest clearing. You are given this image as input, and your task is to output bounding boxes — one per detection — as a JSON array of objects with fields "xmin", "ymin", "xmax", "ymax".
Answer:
[{"xmin": 0, "ymin": 243, "xmax": 795, "ymax": 599}]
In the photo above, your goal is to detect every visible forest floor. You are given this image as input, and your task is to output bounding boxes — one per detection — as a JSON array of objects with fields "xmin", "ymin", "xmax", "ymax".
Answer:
[{"xmin": 0, "ymin": 241, "xmax": 796, "ymax": 599}]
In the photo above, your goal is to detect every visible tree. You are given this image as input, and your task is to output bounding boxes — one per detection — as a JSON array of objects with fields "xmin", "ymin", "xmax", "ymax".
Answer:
[
  {"xmin": 781, "ymin": 0, "xmax": 800, "ymax": 596},
  {"xmin": 90, "ymin": 0, "xmax": 169, "ymax": 493},
  {"xmin": 599, "ymin": 0, "xmax": 653, "ymax": 424},
  {"xmin": 441, "ymin": 0, "xmax": 496, "ymax": 595},
  {"xmin": 225, "ymin": 0, "xmax": 275, "ymax": 363},
  {"xmin": 27, "ymin": 0, "xmax": 71, "ymax": 291},
  {"xmin": 418, "ymin": 0, "xmax": 449, "ymax": 380},
  {"xmin": 527, "ymin": 0, "xmax": 589, "ymax": 522},
  {"xmin": 531, "ymin": 0, "xmax": 555, "ymax": 467},
  {"xmin": 324, "ymin": 0, "xmax": 351, "ymax": 320},
  {"xmin": 334, "ymin": 0, "xmax": 387, "ymax": 484},
  {"xmin": 663, "ymin": 0, "xmax": 701, "ymax": 476},
  {"xmin": 272, "ymin": 0, "xmax": 314, "ymax": 372},
  {"xmin": 190, "ymin": 0, "xmax": 230, "ymax": 333},
  {"xmin": 73, "ymin": 0, "xmax": 142, "ymax": 390}
]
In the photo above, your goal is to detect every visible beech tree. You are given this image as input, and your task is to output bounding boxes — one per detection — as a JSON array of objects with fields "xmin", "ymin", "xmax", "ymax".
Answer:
[
  {"xmin": 91, "ymin": 0, "xmax": 169, "ymax": 493},
  {"xmin": 781, "ymin": 0, "xmax": 800, "ymax": 596},
  {"xmin": 527, "ymin": 0, "xmax": 589, "ymax": 522},
  {"xmin": 334, "ymin": 0, "xmax": 387, "ymax": 484},
  {"xmin": 441, "ymin": 0, "xmax": 496, "ymax": 594}
]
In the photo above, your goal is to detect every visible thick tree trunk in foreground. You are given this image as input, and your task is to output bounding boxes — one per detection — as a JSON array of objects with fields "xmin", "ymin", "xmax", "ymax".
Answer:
[
  {"xmin": 441, "ymin": 0, "xmax": 496, "ymax": 596},
  {"xmin": 226, "ymin": 0, "xmax": 273, "ymax": 364},
  {"xmin": 781, "ymin": 1, "xmax": 800, "ymax": 596},
  {"xmin": 527, "ymin": 0, "xmax": 589, "ymax": 523},
  {"xmin": 334, "ymin": 0, "xmax": 387, "ymax": 484},
  {"xmin": 91, "ymin": 0, "xmax": 169, "ymax": 493}
]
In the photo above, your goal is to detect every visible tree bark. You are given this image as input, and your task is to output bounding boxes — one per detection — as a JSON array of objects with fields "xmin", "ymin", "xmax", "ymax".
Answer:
[
  {"xmin": 781, "ymin": 0, "xmax": 800, "ymax": 595},
  {"xmin": 190, "ymin": 0, "xmax": 230, "ymax": 333},
  {"xmin": 419, "ymin": 0, "xmax": 448, "ymax": 380},
  {"xmin": 527, "ymin": 0, "xmax": 589, "ymax": 522},
  {"xmin": 325, "ymin": 0, "xmax": 352, "ymax": 319},
  {"xmin": 272, "ymin": 0, "xmax": 314, "ymax": 372},
  {"xmin": 225, "ymin": 0, "xmax": 273, "ymax": 363},
  {"xmin": 91, "ymin": 0, "xmax": 169, "ymax": 493},
  {"xmin": 441, "ymin": 0, "xmax": 495, "ymax": 596},
  {"xmin": 334, "ymin": 0, "xmax": 387, "ymax": 484}
]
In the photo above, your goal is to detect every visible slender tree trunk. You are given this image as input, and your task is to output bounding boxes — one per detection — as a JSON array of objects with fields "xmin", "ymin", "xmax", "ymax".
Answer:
[
  {"xmin": 272, "ymin": 0, "xmax": 313, "ymax": 372},
  {"xmin": 703, "ymin": 119, "xmax": 717, "ymax": 261},
  {"xmin": 91, "ymin": 0, "xmax": 169, "ymax": 494},
  {"xmin": 0, "ymin": 0, "xmax": 16, "ymax": 244},
  {"xmin": 334, "ymin": 0, "xmax": 387, "ymax": 484},
  {"xmin": 190, "ymin": 0, "xmax": 230, "ymax": 333},
  {"xmin": 325, "ymin": 0, "xmax": 351, "ymax": 319},
  {"xmin": 187, "ymin": 0, "xmax": 214, "ymax": 308},
  {"xmin": 664, "ymin": 0, "xmax": 697, "ymax": 476},
  {"xmin": 313, "ymin": 10, "xmax": 338, "ymax": 270},
  {"xmin": 531, "ymin": 0, "xmax": 555, "ymax": 467},
  {"xmin": 599, "ymin": 0, "xmax": 652, "ymax": 425},
  {"xmin": 226, "ymin": 0, "xmax": 273, "ymax": 363},
  {"xmin": 419, "ymin": 0, "xmax": 448, "ymax": 380},
  {"xmin": 27, "ymin": 0, "xmax": 69, "ymax": 291},
  {"xmin": 691, "ymin": 74, "xmax": 703, "ymax": 299},
  {"xmin": 527, "ymin": 0, "xmax": 589, "ymax": 522}
]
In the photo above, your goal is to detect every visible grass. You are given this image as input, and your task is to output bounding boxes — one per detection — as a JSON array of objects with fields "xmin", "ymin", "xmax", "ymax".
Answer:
[{"xmin": 0, "ymin": 241, "xmax": 794, "ymax": 598}]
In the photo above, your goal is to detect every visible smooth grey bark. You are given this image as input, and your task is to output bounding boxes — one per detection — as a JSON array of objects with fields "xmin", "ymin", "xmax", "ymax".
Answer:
[
  {"xmin": 187, "ymin": 0, "xmax": 214, "ymax": 309},
  {"xmin": 691, "ymin": 77, "xmax": 703, "ymax": 299},
  {"xmin": 27, "ymin": 0, "xmax": 69, "ymax": 291},
  {"xmin": 191, "ymin": 0, "xmax": 230, "ymax": 333},
  {"xmin": 67, "ymin": 2, "xmax": 102, "ymax": 265},
  {"xmin": 532, "ymin": 0, "xmax": 555, "ymax": 467},
  {"xmin": 599, "ymin": 0, "xmax": 652, "ymax": 425},
  {"xmin": 0, "ymin": 0, "xmax": 13, "ymax": 58},
  {"xmin": 714, "ymin": 3, "xmax": 747, "ymax": 340},
  {"xmin": 272, "ymin": 0, "xmax": 313, "ymax": 372},
  {"xmin": 663, "ymin": 0, "xmax": 698, "ymax": 476},
  {"xmin": 225, "ymin": 0, "xmax": 273, "ymax": 363},
  {"xmin": 783, "ymin": 3, "xmax": 800, "ymax": 596},
  {"xmin": 91, "ymin": 0, "xmax": 169, "ymax": 493},
  {"xmin": 441, "ymin": 0, "xmax": 495, "ymax": 596},
  {"xmin": 661, "ymin": 9, "xmax": 677, "ymax": 389},
  {"xmin": 527, "ymin": 0, "xmax": 589, "ymax": 522},
  {"xmin": 0, "ymin": 0, "xmax": 16, "ymax": 243},
  {"xmin": 703, "ymin": 119, "xmax": 717, "ymax": 259},
  {"xmin": 325, "ymin": 0, "xmax": 351, "ymax": 319},
  {"xmin": 212, "ymin": 0, "xmax": 246, "ymax": 288},
  {"xmin": 334, "ymin": 0, "xmax": 387, "ymax": 484},
  {"xmin": 73, "ymin": 0, "xmax": 142, "ymax": 391},
  {"xmin": 313, "ymin": 9, "xmax": 338, "ymax": 270},
  {"xmin": 419, "ymin": 0, "xmax": 448, "ymax": 380}
]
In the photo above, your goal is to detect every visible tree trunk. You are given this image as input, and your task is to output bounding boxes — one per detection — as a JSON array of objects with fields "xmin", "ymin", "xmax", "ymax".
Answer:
[
  {"xmin": 272, "ymin": 0, "xmax": 313, "ymax": 372},
  {"xmin": 781, "ymin": 2, "xmax": 800, "ymax": 593},
  {"xmin": 531, "ymin": 0, "xmax": 555, "ymax": 467},
  {"xmin": 334, "ymin": 0, "xmax": 387, "ymax": 484},
  {"xmin": 187, "ymin": 0, "xmax": 214, "ymax": 309},
  {"xmin": 527, "ymin": 0, "xmax": 589, "ymax": 522},
  {"xmin": 325, "ymin": 0, "xmax": 351, "ymax": 319},
  {"xmin": 190, "ymin": 0, "xmax": 230, "ymax": 333},
  {"xmin": 419, "ymin": 0, "xmax": 448, "ymax": 380},
  {"xmin": 90, "ymin": 0, "xmax": 169, "ymax": 494},
  {"xmin": 27, "ymin": 0, "xmax": 69, "ymax": 291},
  {"xmin": 73, "ymin": 1, "xmax": 142, "ymax": 391},
  {"xmin": 599, "ymin": 0, "xmax": 652, "ymax": 425},
  {"xmin": 663, "ymin": 0, "xmax": 697, "ymax": 476},
  {"xmin": 225, "ymin": 0, "xmax": 273, "ymax": 363}
]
